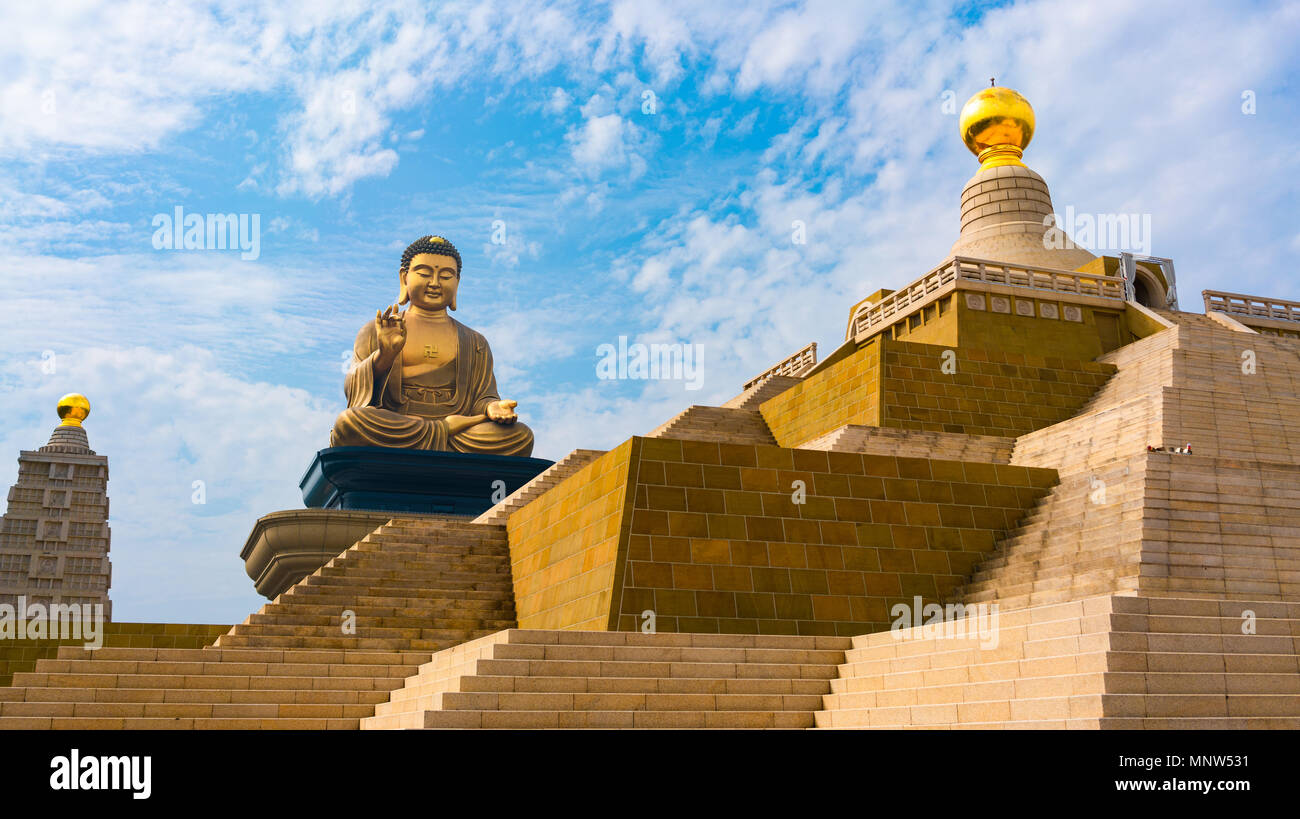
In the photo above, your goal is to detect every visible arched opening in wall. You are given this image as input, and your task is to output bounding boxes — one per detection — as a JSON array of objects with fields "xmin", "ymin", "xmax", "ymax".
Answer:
[{"xmin": 1133, "ymin": 275, "xmax": 1154, "ymax": 307}]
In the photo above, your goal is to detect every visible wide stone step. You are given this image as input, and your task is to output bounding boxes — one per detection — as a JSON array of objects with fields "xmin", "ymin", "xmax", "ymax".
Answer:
[
  {"xmin": 446, "ymin": 674, "xmax": 833, "ymax": 697},
  {"xmin": 372, "ymin": 528, "xmax": 505, "ymax": 540},
  {"xmin": 413, "ymin": 709, "xmax": 815, "ymax": 729},
  {"xmin": 351, "ymin": 541, "xmax": 508, "ymax": 555},
  {"xmin": 485, "ymin": 642, "xmax": 846, "ymax": 665},
  {"xmin": 333, "ymin": 542, "xmax": 509, "ymax": 557},
  {"xmin": 28, "ymin": 657, "xmax": 420, "ymax": 679},
  {"xmin": 496, "ymin": 630, "xmax": 850, "ymax": 651},
  {"xmin": 253, "ymin": 601, "xmax": 516, "ymax": 619},
  {"xmin": 470, "ymin": 657, "xmax": 842, "ymax": 680},
  {"xmin": 1103, "ymin": 692, "xmax": 1300, "ymax": 718},
  {"xmin": 0, "ymin": 700, "xmax": 378, "ymax": 720},
  {"xmin": 246, "ymin": 613, "xmax": 517, "ymax": 630},
  {"xmin": 1098, "ymin": 717, "xmax": 1300, "ymax": 729},
  {"xmin": 49, "ymin": 645, "xmax": 431, "ymax": 666},
  {"xmin": 300, "ymin": 575, "xmax": 512, "ymax": 592},
  {"xmin": 812, "ymin": 696, "xmax": 1088, "ymax": 727},
  {"xmin": 312, "ymin": 566, "xmax": 510, "ymax": 582},
  {"xmin": 213, "ymin": 634, "xmax": 484, "ymax": 652},
  {"xmin": 10, "ymin": 671, "xmax": 408, "ymax": 691},
  {"xmin": 822, "ymin": 675, "xmax": 1109, "ymax": 711},
  {"xmin": 5, "ymin": 685, "xmax": 393, "ymax": 705},
  {"xmin": 0, "ymin": 716, "xmax": 362, "ymax": 730},
  {"xmin": 428, "ymin": 690, "xmax": 827, "ymax": 712},
  {"xmin": 225, "ymin": 623, "xmax": 501, "ymax": 640},
  {"xmin": 327, "ymin": 555, "xmax": 510, "ymax": 571},
  {"xmin": 280, "ymin": 588, "xmax": 512, "ymax": 605}
]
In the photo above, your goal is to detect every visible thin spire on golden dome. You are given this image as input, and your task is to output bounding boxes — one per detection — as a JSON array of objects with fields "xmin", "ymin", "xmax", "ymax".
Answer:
[
  {"xmin": 959, "ymin": 85, "xmax": 1035, "ymax": 170},
  {"xmin": 57, "ymin": 393, "xmax": 90, "ymax": 427}
]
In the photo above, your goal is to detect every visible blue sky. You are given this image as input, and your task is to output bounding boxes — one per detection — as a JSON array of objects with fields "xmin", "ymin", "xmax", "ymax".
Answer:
[{"xmin": 2, "ymin": 0, "xmax": 1298, "ymax": 623}]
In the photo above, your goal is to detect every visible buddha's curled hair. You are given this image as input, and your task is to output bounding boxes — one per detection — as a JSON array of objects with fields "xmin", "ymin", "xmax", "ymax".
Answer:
[{"xmin": 400, "ymin": 235, "xmax": 462, "ymax": 276}]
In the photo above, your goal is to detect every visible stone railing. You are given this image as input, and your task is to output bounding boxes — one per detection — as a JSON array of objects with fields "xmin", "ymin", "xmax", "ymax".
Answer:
[
  {"xmin": 847, "ymin": 256, "xmax": 1126, "ymax": 340},
  {"xmin": 1202, "ymin": 290, "xmax": 1300, "ymax": 324},
  {"xmin": 742, "ymin": 342, "xmax": 817, "ymax": 390}
]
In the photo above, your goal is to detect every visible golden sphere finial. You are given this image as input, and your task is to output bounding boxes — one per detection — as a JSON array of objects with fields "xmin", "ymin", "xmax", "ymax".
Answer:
[
  {"xmin": 56, "ymin": 393, "xmax": 90, "ymax": 427},
  {"xmin": 959, "ymin": 85, "xmax": 1035, "ymax": 169}
]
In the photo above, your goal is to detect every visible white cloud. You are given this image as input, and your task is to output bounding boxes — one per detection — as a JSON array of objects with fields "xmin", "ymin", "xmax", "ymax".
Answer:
[
  {"xmin": 727, "ymin": 109, "xmax": 758, "ymax": 138},
  {"xmin": 570, "ymin": 112, "xmax": 630, "ymax": 171},
  {"xmin": 545, "ymin": 87, "xmax": 573, "ymax": 115}
]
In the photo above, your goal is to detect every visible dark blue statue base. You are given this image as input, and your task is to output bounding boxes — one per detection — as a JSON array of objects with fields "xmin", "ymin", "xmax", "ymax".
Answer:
[{"xmin": 299, "ymin": 447, "xmax": 554, "ymax": 516}]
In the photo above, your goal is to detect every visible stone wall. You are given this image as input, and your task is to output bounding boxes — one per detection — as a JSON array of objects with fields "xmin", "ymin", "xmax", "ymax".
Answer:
[
  {"xmin": 760, "ymin": 335, "xmax": 1116, "ymax": 447},
  {"xmin": 505, "ymin": 439, "xmax": 636, "ymax": 630},
  {"xmin": 880, "ymin": 340, "xmax": 1117, "ymax": 437},
  {"xmin": 759, "ymin": 340, "xmax": 882, "ymax": 448},
  {"xmin": 614, "ymin": 438, "xmax": 1055, "ymax": 635},
  {"xmin": 504, "ymin": 434, "xmax": 1056, "ymax": 636}
]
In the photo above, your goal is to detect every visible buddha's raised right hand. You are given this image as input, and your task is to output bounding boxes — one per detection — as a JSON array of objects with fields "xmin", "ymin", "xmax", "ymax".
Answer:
[{"xmin": 374, "ymin": 304, "xmax": 407, "ymax": 370}]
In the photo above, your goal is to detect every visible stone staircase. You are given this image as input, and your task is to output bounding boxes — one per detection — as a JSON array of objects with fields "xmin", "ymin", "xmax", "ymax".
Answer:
[
  {"xmin": 216, "ymin": 518, "xmax": 516, "ymax": 651},
  {"xmin": 1153, "ymin": 308, "xmax": 1241, "ymax": 332},
  {"xmin": 953, "ymin": 318, "xmax": 1300, "ymax": 613},
  {"xmin": 944, "ymin": 328, "xmax": 1182, "ymax": 611},
  {"xmin": 646, "ymin": 405, "xmax": 778, "ymax": 446},
  {"xmin": 0, "ymin": 517, "xmax": 518, "ymax": 729},
  {"xmin": 814, "ymin": 593, "xmax": 1300, "ymax": 728},
  {"xmin": 720, "ymin": 374, "xmax": 802, "ymax": 410},
  {"xmin": 800, "ymin": 425, "xmax": 1014, "ymax": 463},
  {"xmin": 473, "ymin": 448, "xmax": 606, "ymax": 526},
  {"xmin": 953, "ymin": 455, "xmax": 1147, "ymax": 610},
  {"xmin": 363, "ymin": 630, "xmax": 851, "ymax": 729}
]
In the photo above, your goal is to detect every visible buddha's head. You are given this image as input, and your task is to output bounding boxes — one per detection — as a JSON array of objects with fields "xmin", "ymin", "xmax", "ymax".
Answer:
[{"xmin": 398, "ymin": 235, "xmax": 462, "ymax": 312}]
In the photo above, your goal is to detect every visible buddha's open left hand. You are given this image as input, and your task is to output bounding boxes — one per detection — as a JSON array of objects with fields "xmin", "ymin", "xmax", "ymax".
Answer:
[{"xmin": 486, "ymin": 400, "xmax": 518, "ymax": 424}]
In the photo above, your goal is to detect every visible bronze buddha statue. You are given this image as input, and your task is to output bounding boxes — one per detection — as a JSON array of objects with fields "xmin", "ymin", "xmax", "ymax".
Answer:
[{"xmin": 330, "ymin": 235, "xmax": 535, "ymax": 456}]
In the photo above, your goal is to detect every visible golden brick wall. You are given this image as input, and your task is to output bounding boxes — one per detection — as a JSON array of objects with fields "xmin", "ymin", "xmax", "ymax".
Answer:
[
  {"xmin": 0, "ymin": 622, "xmax": 229, "ymax": 686},
  {"xmin": 759, "ymin": 339, "xmax": 882, "ymax": 447},
  {"xmin": 954, "ymin": 297, "xmax": 1127, "ymax": 361},
  {"xmin": 612, "ymin": 437, "xmax": 1056, "ymax": 636},
  {"xmin": 505, "ymin": 439, "xmax": 638, "ymax": 630},
  {"xmin": 881, "ymin": 340, "xmax": 1116, "ymax": 437}
]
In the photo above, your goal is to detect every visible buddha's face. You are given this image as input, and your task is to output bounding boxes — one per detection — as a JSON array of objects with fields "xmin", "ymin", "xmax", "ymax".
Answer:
[{"xmin": 403, "ymin": 253, "xmax": 460, "ymax": 311}]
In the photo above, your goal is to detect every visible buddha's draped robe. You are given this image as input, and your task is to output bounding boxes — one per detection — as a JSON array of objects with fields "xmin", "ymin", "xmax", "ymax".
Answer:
[{"xmin": 330, "ymin": 317, "xmax": 534, "ymax": 456}]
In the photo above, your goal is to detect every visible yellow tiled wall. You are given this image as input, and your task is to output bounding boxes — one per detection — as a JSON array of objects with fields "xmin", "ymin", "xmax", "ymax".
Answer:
[
  {"xmin": 954, "ymin": 299, "xmax": 1126, "ymax": 361},
  {"xmin": 760, "ymin": 333, "xmax": 1116, "ymax": 447},
  {"xmin": 759, "ymin": 340, "xmax": 882, "ymax": 447},
  {"xmin": 505, "ymin": 439, "xmax": 638, "ymax": 630},
  {"xmin": 615, "ymin": 437, "xmax": 1056, "ymax": 636},
  {"xmin": 881, "ymin": 340, "xmax": 1117, "ymax": 437}
]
